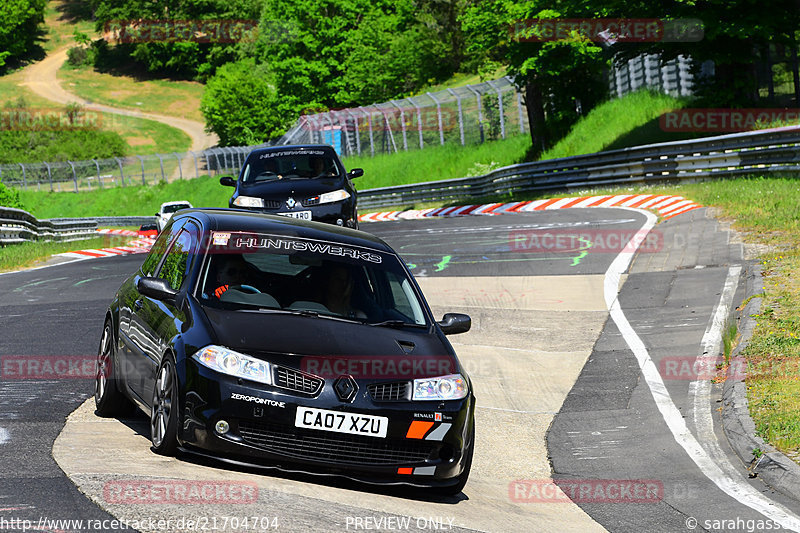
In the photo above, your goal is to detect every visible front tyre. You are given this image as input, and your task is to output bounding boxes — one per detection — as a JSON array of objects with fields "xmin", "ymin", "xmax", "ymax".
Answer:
[
  {"xmin": 95, "ymin": 321, "xmax": 132, "ymax": 416},
  {"xmin": 150, "ymin": 355, "xmax": 179, "ymax": 456}
]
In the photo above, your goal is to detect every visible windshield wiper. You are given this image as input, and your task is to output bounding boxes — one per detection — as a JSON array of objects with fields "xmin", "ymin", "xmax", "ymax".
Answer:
[
  {"xmin": 256, "ymin": 308, "xmax": 364, "ymax": 324},
  {"xmin": 368, "ymin": 320, "xmax": 426, "ymax": 329}
]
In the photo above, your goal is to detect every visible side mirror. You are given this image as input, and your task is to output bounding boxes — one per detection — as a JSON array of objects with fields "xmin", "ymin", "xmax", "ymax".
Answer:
[
  {"xmin": 219, "ymin": 176, "xmax": 236, "ymax": 187},
  {"xmin": 438, "ymin": 313, "xmax": 471, "ymax": 335},
  {"xmin": 348, "ymin": 168, "xmax": 364, "ymax": 179},
  {"xmin": 137, "ymin": 277, "xmax": 178, "ymax": 303}
]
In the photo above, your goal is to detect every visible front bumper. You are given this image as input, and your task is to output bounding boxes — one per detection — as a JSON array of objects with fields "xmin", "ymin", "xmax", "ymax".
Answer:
[
  {"xmin": 179, "ymin": 358, "xmax": 475, "ymax": 487},
  {"xmin": 228, "ymin": 200, "xmax": 358, "ymax": 228}
]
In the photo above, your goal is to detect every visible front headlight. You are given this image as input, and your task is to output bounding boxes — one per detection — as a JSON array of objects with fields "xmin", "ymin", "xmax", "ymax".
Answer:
[
  {"xmin": 308, "ymin": 189, "xmax": 350, "ymax": 205},
  {"xmin": 412, "ymin": 373, "xmax": 468, "ymax": 401},
  {"xmin": 192, "ymin": 345, "xmax": 272, "ymax": 385},
  {"xmin": 232, "ymin": 196, "xmax": 265, "ymax": 208}
]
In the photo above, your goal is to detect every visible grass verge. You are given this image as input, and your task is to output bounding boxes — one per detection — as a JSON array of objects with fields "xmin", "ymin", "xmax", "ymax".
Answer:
[
  {"xmin": 59, "ymin": 65, "xmax": 206, "ymax": 123},
  {"xmin": 0, "ymin": 234, "xmax": 128, "ymax": 272},
  {"xmin": 346, "ymin": 135, "xmax": 532, "ymax": 190},
  {"xmin": 18, "ymin": 176, "xmax": 231, "ymax": 218}
]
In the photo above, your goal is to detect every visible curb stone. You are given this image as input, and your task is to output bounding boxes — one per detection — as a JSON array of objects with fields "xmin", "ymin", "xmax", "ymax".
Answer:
[{"xmin": 721, "ymin": 263, "xmax": 800, "ymax": 500}]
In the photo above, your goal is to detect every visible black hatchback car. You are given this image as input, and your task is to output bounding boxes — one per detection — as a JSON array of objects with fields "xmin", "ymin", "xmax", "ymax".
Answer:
[
  {"xmin": 220, "ymin": 145, "xmax": 362, "ymax": 229},
  {"xmin": 95, "ymin": 209, "xmax": 475, "ymax": 494}
]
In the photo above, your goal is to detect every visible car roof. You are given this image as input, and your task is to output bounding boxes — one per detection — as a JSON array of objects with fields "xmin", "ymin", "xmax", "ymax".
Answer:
[
  {"xmin": 160, "ymin": 200, "xmax": 192, "ymax": 207},
  {"xmin": 174, "ymin": 208, "xmax": 394, "ymax": 253}
]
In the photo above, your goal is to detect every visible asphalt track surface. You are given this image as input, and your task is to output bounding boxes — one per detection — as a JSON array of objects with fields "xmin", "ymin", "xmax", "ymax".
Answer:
[{"xmin": 1, "ymin": 208, "xmax": 799, "ymax": 532}]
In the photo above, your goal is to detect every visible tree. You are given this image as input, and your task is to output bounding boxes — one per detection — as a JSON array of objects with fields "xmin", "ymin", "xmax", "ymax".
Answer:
[
  {"xmin": 0, "ymin": 0, "xmax": 46, "ymax": 69},
  {"xmin": 461, "ymin": 1, "xmax": 607, "ymax": 155},
  {"xmin": 201, "ymin": 59, "xmax": 294, "ymax": 145},
  {"xmin": 88, "ymin": 0, "xmax": 262, "ymax": 79},
  {"xmin": 255, "ymin": 0, "xmax": 465, "ymax": 108},
  {"xmin": 595, "ymin": 0, "xmax": 800, "ymax": 107}
]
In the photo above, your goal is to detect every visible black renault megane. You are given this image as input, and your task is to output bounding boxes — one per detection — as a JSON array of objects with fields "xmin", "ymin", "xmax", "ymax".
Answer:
[
  {"xmin": 95, "ymin": 208, "xmax": 475, "ymax": 493},
  {"xmin": 220, "ymin": 145, "xmax": 362, "ymax": 229}
]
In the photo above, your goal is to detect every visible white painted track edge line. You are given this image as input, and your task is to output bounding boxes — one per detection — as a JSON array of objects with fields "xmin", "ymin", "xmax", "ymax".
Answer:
[{"xmin": 605, "ymin": 207, "xmax": 800, "ymax": 531}]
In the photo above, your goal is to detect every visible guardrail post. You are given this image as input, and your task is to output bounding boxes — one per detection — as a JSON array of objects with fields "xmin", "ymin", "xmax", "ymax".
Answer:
[
  {"xmin": 358, "ymin": 107, "xmax": 375, "ymax": 157},
  {"xmin": 19, "ymin": 163, "xmax": 27, "ymax": 190},
  {"xmin": 214, "ymin": 150, "xmax": 222, "ymax": 175},
  {"xmin": 68, "ymin": 161, "xmax": 77, "ymax": 192},
  {"xmin": 487, "ymin": 79, "xmax": 506, "ymax": 139},
  {"xmin": 44, "ymin": 162, "xmax": 53, "ymax": 191},
  {"xmin": 157, "ymin": 154, "xmax": 166, "ymax": 182},
  {"xmin": 114, "ymin": 157, "xmax": 125, "ymax": 187},
  {"xmin": 173, "ymin": 153, "xmax": 183, "ymax": 179},
  {"xmin": 189, "ymin": 151, "xmax": 198, "ymax": 178},
  {"xmin": 376, "ymin": 107, "xmax": 398, "ymax": 154},
  {"xmin": 389, "ymin": 101, "xmax": 408, "ymax": 151},
  {"xmin": 446, "ymin": 88, "xmax": 465, "ymax": 146},
  {"xmin": 467, "ymin": 85, "xmax": 484, "ymax": 144},
  {"xmin": 517, "ymin": 91, "xmax": 525, "ymax": 133},
  {"xmin": 426, "ymin": 92, "xmax": 445, "ymax": 145},
  {"xmin": 405, "ymin": 98, "xmax": 424, "ymax": 149},
  {"xmin": 92, "ymin": 159, "xmax": 103, "ymax": 189},
  {"xmin": 346, "ymin": 110, "xmax": 361, "ymax": 156},
  {"xmin": 136, "ymin": 155, "xmax": 146, "ymax": 185}
]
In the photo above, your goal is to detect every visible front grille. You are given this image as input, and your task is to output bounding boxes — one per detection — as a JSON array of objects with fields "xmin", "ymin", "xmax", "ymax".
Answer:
[
  {"xmin": 368, "ymin": 382, "xmax": 410, "ymax": 402},
  {"xmin": 263, "ymin": 200, "xmax": 282, "ymax": 209},
  {"xmin": 302, "ymin": 196, "xmax": 320, "ymax": 207},
  {"xmin": 238, "ymin": 421, "xmax": 435, "ymax": 465},
  {"xmin": 273, "ymin": 366, "xmax": 323, "ymax": 395}
]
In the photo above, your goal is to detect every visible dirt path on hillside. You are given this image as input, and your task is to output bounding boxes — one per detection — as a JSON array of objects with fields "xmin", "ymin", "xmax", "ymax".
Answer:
[{"xmin": 21, "ymin": 47, "xmax": 218, "ymax": 153}]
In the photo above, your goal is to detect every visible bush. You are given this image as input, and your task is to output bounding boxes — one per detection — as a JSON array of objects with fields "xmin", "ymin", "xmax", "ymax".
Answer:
[
  {"xmin": 67, "ymin": 46, "xmax": 91, "ymax": 67},
  {"xmin": 201, "ymin": 59, "xmax": 296, "ymax": 145},
  {"xmin": 0, "ymin": 124, "xmax": 128, "ymax": 164},
  {"xmin": 0, "ymin": 181, "xmax": 23, "ymax": 209}
]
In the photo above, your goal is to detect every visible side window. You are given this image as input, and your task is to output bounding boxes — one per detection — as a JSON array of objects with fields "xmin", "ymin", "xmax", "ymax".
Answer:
[
  {"xmin": 157, "ymin": 229, "xmax": 194, "ymax": 290},
  {"xmin": 141, "ymin": 226, "xmax": 178, "ymax": 277}
]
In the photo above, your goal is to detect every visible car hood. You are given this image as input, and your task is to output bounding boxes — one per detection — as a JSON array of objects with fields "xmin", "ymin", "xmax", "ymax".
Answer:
[
  {"xmin": 238, "ymin": 177, "xmax": 344, "ymax": 199},
  {"xmin": 201, "ymin": 307, "xmax": 458, "ymax": 378}
]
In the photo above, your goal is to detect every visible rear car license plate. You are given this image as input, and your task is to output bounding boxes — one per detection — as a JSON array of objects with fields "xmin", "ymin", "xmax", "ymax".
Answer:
[
  {"xmin": 277, "ymin": 211, "xmax": 312, "ymax": 220},
  {"xmin": 295, "ymin": 407, "xmax": 388, "ymax": 438}
]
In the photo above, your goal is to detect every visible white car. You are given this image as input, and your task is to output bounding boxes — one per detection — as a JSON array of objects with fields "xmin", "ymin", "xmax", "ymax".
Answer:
[{"xmin": 156, "ymin": 201, "xmax": 193, "ymax": 232}]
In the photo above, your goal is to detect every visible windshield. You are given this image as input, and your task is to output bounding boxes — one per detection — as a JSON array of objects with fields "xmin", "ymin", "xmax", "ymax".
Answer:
[
  {"xmin": 241, "ymin": 149, "xmax": 342, "ymax": 183},
  {"xmin": 197, "ymin": 232, "xmax": 427, "ymax": 326},
  {"xmin": 162, "ymin": 204, "xmax": 191, "ymax": 214}
]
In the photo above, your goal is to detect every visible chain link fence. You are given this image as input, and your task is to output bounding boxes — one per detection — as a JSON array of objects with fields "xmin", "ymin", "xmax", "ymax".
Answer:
[
  {"xmin": 0, "ymin": 76, "xmax": 528, "ymax": 192},
  {"xmin": 286, "ymin": 76, "xmax": 528, "ymax": 157}
]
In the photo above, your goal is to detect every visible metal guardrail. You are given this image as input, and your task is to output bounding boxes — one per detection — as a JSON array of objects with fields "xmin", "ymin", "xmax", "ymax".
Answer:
[
  {"xmin": 0, "ymin": 207, "xmax": 98, "ymax": 245},
  {"xmin": 47, "ymin": 216, "xmax": 156, "ymax": 227},
  {"xmin": 4, "ymin": 125, "xmax": 800, "ymax": 242},
  {"xmin": 356, "ymin": 126, "xmax": 800, "ymax": 209}
]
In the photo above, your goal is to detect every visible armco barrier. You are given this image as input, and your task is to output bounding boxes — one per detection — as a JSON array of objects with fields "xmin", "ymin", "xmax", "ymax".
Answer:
[
  {"xmin": 0, "ymin": 207, "xmax": 98, "ymax": 245},
  {"xmin": 356, "ymin": 126, "xmax": 800, "ymax": 209}
]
